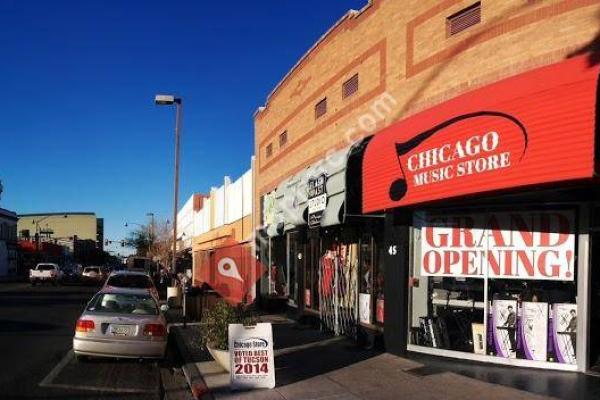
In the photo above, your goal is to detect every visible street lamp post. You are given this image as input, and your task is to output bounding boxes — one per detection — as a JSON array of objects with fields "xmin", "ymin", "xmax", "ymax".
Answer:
[
  {"xmin": 32, "ymin": 214, "xmax": 67, "ymax": 251},
  {"xmin": 155, "ymin": 94, "xmax": 182, "ymax": 275}
]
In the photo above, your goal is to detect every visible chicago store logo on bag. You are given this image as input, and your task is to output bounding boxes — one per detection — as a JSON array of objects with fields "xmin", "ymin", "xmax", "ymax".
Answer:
[
  {"xmin": 389, "ymin": 112, "xmax": 528, "ymax": 202},
  {"xmin": 198, "ymin": 238, "xmax": 265, "ymax": 304}
]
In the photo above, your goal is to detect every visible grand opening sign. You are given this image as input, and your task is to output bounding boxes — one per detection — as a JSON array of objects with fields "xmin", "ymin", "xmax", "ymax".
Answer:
[
  {"xmin": 362, "ymin": 56, "xmax": 599, "ymax": 213},
  {"xmin": 418, "ymin": 210, "xmax": 575, "ymax": 281}
]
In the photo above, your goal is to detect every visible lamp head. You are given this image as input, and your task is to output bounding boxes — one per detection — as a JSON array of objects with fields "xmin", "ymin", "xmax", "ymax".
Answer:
[{"xmin": 154, "ymin": 94, "xmax": 181, "ymax": 105}]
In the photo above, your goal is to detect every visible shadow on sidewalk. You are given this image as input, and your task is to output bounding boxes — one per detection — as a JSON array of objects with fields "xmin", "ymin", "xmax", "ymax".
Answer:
[
  {"xmin": 274, "ymin": 331, "xmax": 381, "ymax": 387},
  {"xmin": 409, "ymin": 352, "xmax": 600, "ymax": 400}
]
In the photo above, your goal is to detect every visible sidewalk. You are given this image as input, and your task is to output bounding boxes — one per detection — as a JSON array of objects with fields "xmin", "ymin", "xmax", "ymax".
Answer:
[{"xmin": 170, "ymin": 314, "xmax": 600, "ymax": 400}]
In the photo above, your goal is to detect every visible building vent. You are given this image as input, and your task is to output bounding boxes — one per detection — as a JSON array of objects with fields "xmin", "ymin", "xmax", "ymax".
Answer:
[
  {"xmin": 279, "ymin": 130, "xmax": 288, "ymax": 147},
  {"xmin": 343, "ymin": 73, "xmax": 359, "ymax": 99},
  {"xmin": 315, "ymin": 98, "xmax": 327, "ymax": 119},
  {"xmin": 266, "ymin": 143, "xmax": 273, "ymax": 158},
  {"xmin": 447, "ymin": 2, "xmax": 481, "ymax": 36}
]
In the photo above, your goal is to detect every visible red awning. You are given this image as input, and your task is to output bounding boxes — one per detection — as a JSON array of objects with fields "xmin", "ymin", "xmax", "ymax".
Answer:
[{"xmin": 362, "ymin": 56, "xmax": 599, "ymax": 213}]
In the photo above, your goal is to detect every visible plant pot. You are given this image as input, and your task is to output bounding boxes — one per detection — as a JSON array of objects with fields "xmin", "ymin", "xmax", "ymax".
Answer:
[{"xmin": 207, "ymin": 344, "xmax": 231, "ymax": 372}]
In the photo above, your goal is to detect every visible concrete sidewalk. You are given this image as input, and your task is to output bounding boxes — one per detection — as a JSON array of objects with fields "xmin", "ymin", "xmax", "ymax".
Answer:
[
  {"xmin": 169, "ymin": 314, "xmax": 600, "ymax": 400},
  {"xmin": 199, "ymin": 352, "xmax": 554, "ymax": 400}
]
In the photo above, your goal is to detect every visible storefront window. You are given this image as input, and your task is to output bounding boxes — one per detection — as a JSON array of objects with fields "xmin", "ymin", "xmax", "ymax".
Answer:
[
  {"xmin": 270, "ymin": 236, "xmax": 287, "ymax": 297},
  {"xmin": 409, "ymin": 209, "xmax": 577, "ymax": 365},
  {"xmin": 304, "ymin": 237, "xmax": 320, "ymax": 309},
  {"xmin": 319, "ymin": 235, "xmax": 358, "ymax": 336},
  {"xmin": 286, "ymin": 231, "xmax": 301, "ymax": 304},
  {"xmin": 358, "ymin": 235, "xmax": 384, "ymax": 326}
]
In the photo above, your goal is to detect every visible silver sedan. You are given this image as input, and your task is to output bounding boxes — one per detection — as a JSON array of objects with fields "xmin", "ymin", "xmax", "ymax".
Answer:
[{"xmin": 73, "ymin": 288, "xmax": 168, "ymax": 360}]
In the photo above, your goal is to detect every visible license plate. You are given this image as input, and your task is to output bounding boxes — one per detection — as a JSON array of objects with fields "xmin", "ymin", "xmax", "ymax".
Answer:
[{"xmin": 111, "ymin": 325, "xmax": 132, "ymax": 336}]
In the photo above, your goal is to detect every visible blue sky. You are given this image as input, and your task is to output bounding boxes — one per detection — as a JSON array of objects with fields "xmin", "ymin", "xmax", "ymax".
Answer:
[{"xmin": 0, "ymin": 0, "xmax": 366, "ymax": 255}]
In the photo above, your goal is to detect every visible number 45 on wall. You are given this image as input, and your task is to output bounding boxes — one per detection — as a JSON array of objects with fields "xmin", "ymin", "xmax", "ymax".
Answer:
[{"xmin": 388, "ymin": 245, "xmax": 398, "ymax": 256}]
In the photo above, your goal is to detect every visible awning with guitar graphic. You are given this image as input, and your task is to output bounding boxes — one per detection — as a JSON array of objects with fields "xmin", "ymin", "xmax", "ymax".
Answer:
[{"xmin": 362, "ymin": 56, "xmax": 599, "ymax": 213}]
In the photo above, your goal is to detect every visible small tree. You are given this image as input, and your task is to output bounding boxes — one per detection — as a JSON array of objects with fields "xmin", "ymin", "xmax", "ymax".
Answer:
[{"xmin": 125, "ymin": 221, "xmax": 172, "ymax": 264}]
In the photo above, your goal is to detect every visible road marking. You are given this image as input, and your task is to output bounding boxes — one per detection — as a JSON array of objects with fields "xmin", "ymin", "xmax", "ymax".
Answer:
[
  {"xmin": 0, "ymin": 283, "xmax": 30, "ymax": 292},
  {"xmin": 39, "ymin": 350, "xmax": 155, "ymax": 394},
  {"xmin": 39, "ymin": 350, "xmax": 74, "ymax": 387}
]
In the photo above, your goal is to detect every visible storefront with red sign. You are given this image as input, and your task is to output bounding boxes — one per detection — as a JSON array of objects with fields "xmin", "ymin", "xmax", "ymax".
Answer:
[
  {"xmin": 362, "ymin": 56, "xmax": 600, "ymax": 372},
  {"xmin": 261, "ymin": 141, "xmax": 385, "ymax": 343}
]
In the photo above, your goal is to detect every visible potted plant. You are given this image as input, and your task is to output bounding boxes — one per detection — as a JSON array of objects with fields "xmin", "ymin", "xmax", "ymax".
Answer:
[{"xmin": 200, "ymin": 300, "xmax": 255, "ymax": 372}]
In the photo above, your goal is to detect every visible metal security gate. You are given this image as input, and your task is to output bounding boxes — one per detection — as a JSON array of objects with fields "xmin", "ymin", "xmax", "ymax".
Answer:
[{"xmin": 318, "ymin": 242, "xmax": 358, "ymax": 337}]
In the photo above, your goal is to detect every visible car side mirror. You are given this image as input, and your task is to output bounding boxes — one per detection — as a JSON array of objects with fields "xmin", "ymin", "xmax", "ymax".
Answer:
[{"xmin": 160, "ymin": 304, "xmax": 169, "ymax": 312}]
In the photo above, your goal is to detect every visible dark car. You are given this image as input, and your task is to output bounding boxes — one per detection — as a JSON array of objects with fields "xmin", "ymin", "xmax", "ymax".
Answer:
[{"xmin": 61, "ymin": 267, "xmax": 81, "ymax": 284}]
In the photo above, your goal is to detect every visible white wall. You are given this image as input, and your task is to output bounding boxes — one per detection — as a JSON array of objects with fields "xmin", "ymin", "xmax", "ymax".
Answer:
[
  {"xmin": 214, "ymin": 186, "xmax": 225, "ymax": 228},
  {"xmin": 226, "ymin": 176, "xmax": 243, "ymax": 224},
  {"xmin": 177, "ymin": 195, "xmax": 196, "ymax": 250},
  {"xmin": 242, "ymin": 169, "xmax": 252, "ymax": 217},
  {"xmin": 190, "ymin": 164, "xmax": 253, "ymax": 237}
]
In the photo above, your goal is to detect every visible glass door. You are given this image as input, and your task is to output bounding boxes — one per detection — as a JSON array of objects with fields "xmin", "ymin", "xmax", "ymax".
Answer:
[{"xmin": 589, "ymin": 208, "xmax": 600, "ymax": 373}]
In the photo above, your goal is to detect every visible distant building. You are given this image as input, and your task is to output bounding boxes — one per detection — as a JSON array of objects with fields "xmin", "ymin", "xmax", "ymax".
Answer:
[
  {"xmin": 191, "ymin": 165, "xmax": 254, "ymax": 291},
  {"xmin": 0, "ymin": 208, "xmax": 18, "ymax": 276},
  {"xmin": 176, "ymin": 194, "xmax": 206, "ymax": 252},
  {"xmin": 17, "ymin": 212, "xmax": 104, "ymax": 251}
]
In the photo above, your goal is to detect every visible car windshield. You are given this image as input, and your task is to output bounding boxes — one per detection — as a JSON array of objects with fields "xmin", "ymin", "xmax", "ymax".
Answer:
[
  {"xmin": 85, "ymin": 268, "xmax": 100, "ymax": 273},
  {"xmin": 37, "ymin": 265, "xmax": 55, "ymax": 271},
  {"xmin": 87, "ymin": 293, "xmax": 158, "ymax": 315},
  {"xmin": 107, "ymin": 274, "xmax": 152, "ymax": 289}
]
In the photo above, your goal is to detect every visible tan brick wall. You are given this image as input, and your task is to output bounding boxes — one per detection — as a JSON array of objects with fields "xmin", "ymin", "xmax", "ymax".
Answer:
[
  {"xmin": 18, "ymin": 214, "xmax": 98, "ymax": 241},
  {"xmin": 192, "ymin": 215, "xmax": 253, "ymax": 252},
  {"xmin": 254, "ymin": 0, "xmax": 600, "ymax": 227}
]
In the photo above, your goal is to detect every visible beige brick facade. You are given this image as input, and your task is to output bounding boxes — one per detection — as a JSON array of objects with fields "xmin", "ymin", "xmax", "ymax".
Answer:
[{"xmin": 254, "ymin": 0, "xmax": 600, "ymax": 227}]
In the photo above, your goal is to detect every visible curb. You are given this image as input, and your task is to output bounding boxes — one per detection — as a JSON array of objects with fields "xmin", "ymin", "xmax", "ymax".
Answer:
[{"xmin": 171, "ymin": 326, "xmax": 213, "ymax": 400}]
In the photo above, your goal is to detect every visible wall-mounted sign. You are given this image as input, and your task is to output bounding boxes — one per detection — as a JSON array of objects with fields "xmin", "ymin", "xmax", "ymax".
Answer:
[
  {"xmin": 419, "ymin": 210, "xmax": 575, "ymax": 281},
  {"xmin": 229, "ymin": 323, "xmax": 276, "ymax": 390},
  {"xmin": 520, "ymin": 302, "xmax": 548, "ymax": 361},
  {"xmin": 362, "ymin": 56, "xmax": 599, "ymax": 212},
  {"xmin": 491, "ymin": 299, "xmax": 518, "ymax": 359},
  {"xmin": 376, "ymin": 298, "xmax": 384, "ymax": 324},
  {"xmin": 359, "ymin": 293, "xmax": 371, "ymax": 325},
  {"xmin": 307, "ymin": 173, "xmax": 327, "ymax": 228},
  {"xmin": 262, "ymin": 192, "xmax": 276, "ymax": 226},
  {"xmin": 551, "ymin": 303, "xmax": 577, "ymax": 365}
]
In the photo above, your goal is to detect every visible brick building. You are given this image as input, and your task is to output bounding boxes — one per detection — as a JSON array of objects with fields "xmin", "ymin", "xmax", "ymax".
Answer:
[{"xmin": 254, "ymin": 0, "xmax": 600, "ymax": 373}]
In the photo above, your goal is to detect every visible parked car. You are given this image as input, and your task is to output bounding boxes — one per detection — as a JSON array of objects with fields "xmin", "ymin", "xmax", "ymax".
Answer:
[
  {"xmin": 81, "ymin": 266, "xmax": 105, "ymax": 285},
  {"xmin": 61, "ymin": 266, "xmax": 81, "ymax": 284},
  {"xmin": 103, "ymin": 271, "xmax": 159, "ymax": 301},
  {"xmin": 72, "ymin": 288, "xmax": 168, "ymax": 360},
  {"xmin": 30, "ymin": 263, "xmax": 63, "ymax": 286}
]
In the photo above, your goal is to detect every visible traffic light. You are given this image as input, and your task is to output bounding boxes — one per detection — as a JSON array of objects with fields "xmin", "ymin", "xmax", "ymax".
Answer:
[
  {"xmin": 105, "ymin": 240, "xmax": 109, "ymax": 246},
  {"xmin": 121, "ymin": 240, "xmax": 125, "ymax": 247}
]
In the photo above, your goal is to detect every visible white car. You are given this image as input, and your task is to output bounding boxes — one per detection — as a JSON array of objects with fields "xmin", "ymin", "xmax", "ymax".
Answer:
[
  {"xmin": 73, "ymin": 287, "xmax": 168, "ymax": 360},
  {"xmin": 30, "ymin": 263, "xmax": 63, "ymax": 286},
  {"xmin": 82, "ymin": 266, "xmax": 105, "ymax": 285},
  {"xmin": 103, "ymin": 271, "xmax": 159, "ymax": 301}
]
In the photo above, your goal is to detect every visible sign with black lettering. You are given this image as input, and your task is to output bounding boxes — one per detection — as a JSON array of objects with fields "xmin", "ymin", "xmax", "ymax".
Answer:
[
  {"xmin": 229, "ymin": 323, "xmax": 275, "ymax": 390},
  {"xmin": 307, "ymin": 173, "xmax": 327, "ymax": 228}
]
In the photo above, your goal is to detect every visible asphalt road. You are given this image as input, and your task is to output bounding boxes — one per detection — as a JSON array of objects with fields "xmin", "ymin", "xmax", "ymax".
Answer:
[{"xmin": 0, "ymin": 282, "xmax": 173, "ymax": 400}]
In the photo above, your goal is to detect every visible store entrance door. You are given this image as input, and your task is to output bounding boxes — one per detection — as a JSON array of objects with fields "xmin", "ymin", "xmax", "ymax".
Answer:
[{"xmin": 589, "ymin": 225, "xmax": 600, "ymax": 373}]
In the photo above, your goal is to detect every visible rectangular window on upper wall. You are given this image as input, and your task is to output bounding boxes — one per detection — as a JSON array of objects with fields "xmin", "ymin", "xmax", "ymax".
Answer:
[
  {"xmin": 266, "ymin": 143, "xmax": 273, "ymax": 158},
  {"xmin": 315, "ymin": 98, "xmax": 327, "ymax": 119},
  {"xmin": 446, "ymin": 2, "xmax": 481, "ymax": 37},
  {"xmin": 342, "ymin": 73, "xmax": 359, "ymax": 99},
  {"xmin": 279, "ymin": 130, "xmax": 288, "ymax": 147}
]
